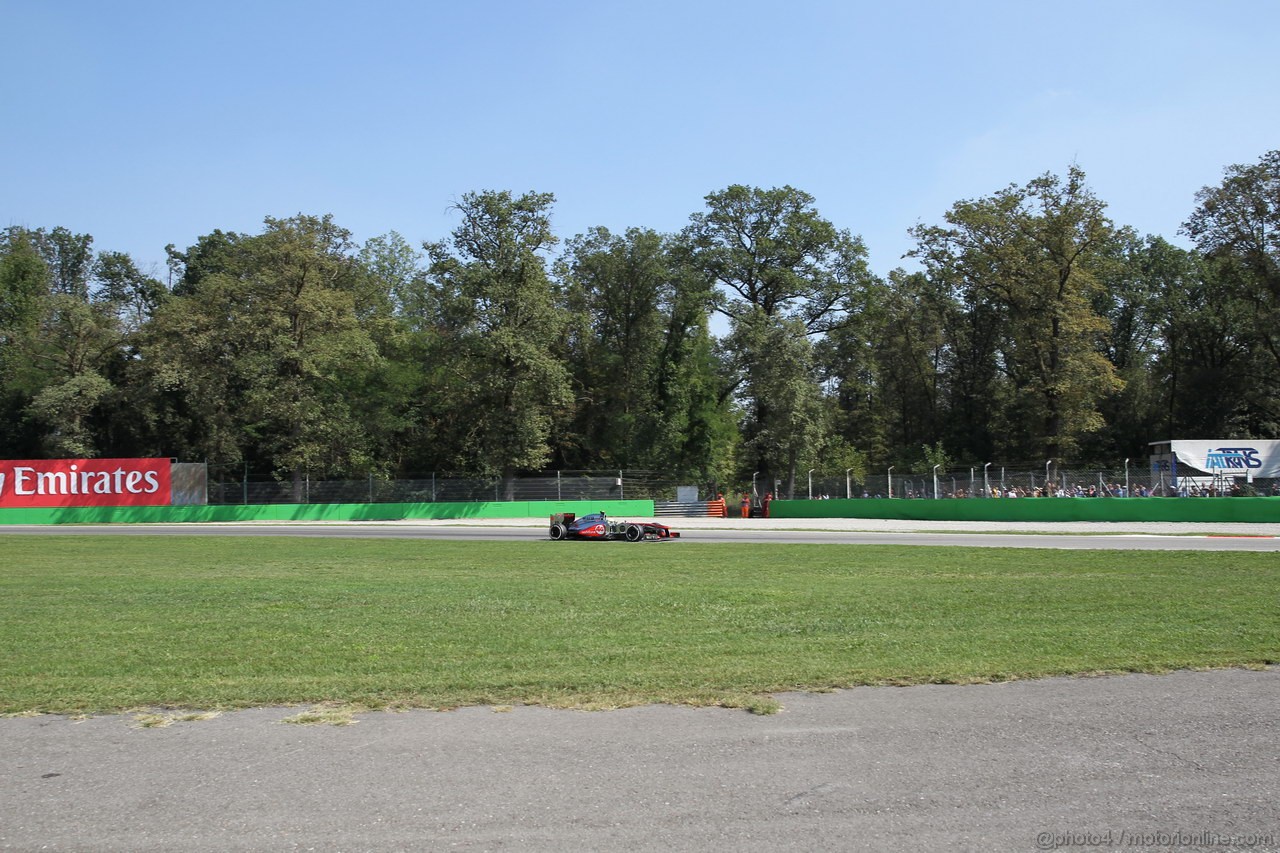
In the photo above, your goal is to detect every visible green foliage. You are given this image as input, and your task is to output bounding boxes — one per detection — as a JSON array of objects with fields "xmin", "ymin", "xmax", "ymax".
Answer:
[
  {"xmin": 22, "ymin": 226, "xmax": 94, "ymax": 298},
  {"xmin": 1182, "ymin": 150, "xmax": 1280, "ymax": 435},
  {"xmin": 0, "ymin": 228, "xmax": 133, "ymax": 457},
  {"xmin": 26, "ymin": 371, "xmax": 114, "ymax": 457},
  {"xmin": 0, "ymin": 228, "xmax": 48, "ymax": 340},
  {"xmin": 4, "ymin": 153, "xmax": 1280, "ymax": 476},
  {"xmin": 359, "ymin": 230, "xmax": 424, "ymax": 323},
  {"xmin": 147, "ymin": 215, "xmax": 383, "ymax": 482},
  {"xmin": 683, "ymin": 185, "xmax": 876, "ymax": 489},
  {"xmin": 910, "ymin": 166, "xmax": 1125, "ymax": 461},
  {"xmin": 93, "ymin": 250, "xmax": 166, "ymax": 332},
  {"xmin": 917, "ymin": 440, "xmax": 953, "ymax": 472},
  {"xmin": 426, "ymin": 191, "xmax": 572, "ymax": 488},
  {"xmin": 726, "ymin": 309, "xmax": 825, "ymax": 495},
  {"xmin": 812, "ymin": 432, "xmax": 870, "ymax": 484},
  {"xmin": 683, "ymin": 185, "xmax": 871, "ymax": 332},
  {"xmin": 557, "ymin": 226, "xmax": 732, "ymax": 477}
]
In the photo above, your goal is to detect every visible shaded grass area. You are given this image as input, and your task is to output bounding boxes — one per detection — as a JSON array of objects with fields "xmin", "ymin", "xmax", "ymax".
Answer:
[{"xmin": 1, "ymin": 536, "xmax": 1276, "ymax": 714}]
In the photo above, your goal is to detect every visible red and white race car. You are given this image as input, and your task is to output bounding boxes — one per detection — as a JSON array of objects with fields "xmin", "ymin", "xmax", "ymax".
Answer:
[{"xmin": 549, "ymin": 512, "xmax": 680, "ymax": 542}]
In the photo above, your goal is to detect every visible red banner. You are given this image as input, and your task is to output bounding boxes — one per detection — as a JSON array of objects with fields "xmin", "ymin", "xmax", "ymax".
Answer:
[{"xmin": 0, "ymin": 458, "xmax": 171, "ymax": 508}]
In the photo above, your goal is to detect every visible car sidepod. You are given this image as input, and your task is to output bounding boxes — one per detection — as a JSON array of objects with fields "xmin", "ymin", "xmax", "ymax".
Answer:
[{"xmin": 549, "ymin": 512, "xmax": 679, "ymax": 541}]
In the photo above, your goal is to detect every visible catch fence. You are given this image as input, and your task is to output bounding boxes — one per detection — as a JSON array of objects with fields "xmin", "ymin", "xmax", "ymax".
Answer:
[
  {"xmin": 205, "ymin": 469, "xmax": 691, "ymax": 506},
  {"xmin": 200, "ymin": 463, "xmax": 1279, "ymax": 506},
  {"xmin": 804, "ymin": 466, "xmax": 1279, "ymax": 501}
]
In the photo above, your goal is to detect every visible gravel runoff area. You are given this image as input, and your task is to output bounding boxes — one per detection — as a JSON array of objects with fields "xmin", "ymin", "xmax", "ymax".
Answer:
[{"xmin": 375, "ymin": 514, "xmax": 1280, "ymax": 537}]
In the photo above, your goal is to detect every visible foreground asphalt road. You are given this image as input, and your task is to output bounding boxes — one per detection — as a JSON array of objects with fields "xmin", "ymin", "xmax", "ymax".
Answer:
[{"xmin": 2, "ymin": 669, "xmax": 1277, "ymax": 851}]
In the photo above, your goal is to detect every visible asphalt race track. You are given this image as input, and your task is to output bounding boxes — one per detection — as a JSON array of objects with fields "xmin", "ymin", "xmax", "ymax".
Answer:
[{"xmin": 3, "ymin": 518, "xmax": 1280, "ymax": 550}]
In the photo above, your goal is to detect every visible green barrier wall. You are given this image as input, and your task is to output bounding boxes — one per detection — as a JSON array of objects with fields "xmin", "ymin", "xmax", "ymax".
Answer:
[
  {"xmin": 0, "ymin": 500, "xmax": 654, "ymax": 526},
  {"xmin": 770, "ymin": 497, "xmax": 1280, "ymax": 523}
]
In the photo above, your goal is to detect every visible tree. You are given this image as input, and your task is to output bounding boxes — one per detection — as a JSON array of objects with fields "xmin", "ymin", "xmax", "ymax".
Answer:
[
  {"xmin": 0, "ymin": 228, "xmax": 47, "ymax": 354},
  {"xmin": 558, "ymin": 226, "xmax": 669, "ymax": 467},
  {"xmin": 651, "ymin": 250, "xmax": 737, "ymax": 480},
  {"xmin": 682, "ymin": 185, "xmax": 874, "ymax": 490},
  {"xmin": 25, "ymin": 226, "xmax": 94, "ymax": 298},
  {"xmin": 910, "ymin": 166, "xmax": 1124, "ymax": 462},
  {"xmin": 0, "ymin": 227, "xmax": 142, "ymax": 458},
  {"xmin": 820, "ymin": 269, "xmax": 958, "ymax": 466},
  {"xmin": 425, "ymin": 191, "xmax": 572, "ymax": 497},
  {"xmin": 1151, "ymin": 249, "xmax": 1262, "ymax": 437},
  {"xmin": 1080, "ymin": 234, "xmax": 1185, "ymax": 459},
  {"xmin": 0, "ymin": 230, "xmax": 54, "ymax": 455},
  {"xmin": 556, "ymin": 226, "xmax": 730, "ymax": 476},
  {"xmin": 724, "ymin": 309, "xmax": 824, "ymax": 497},
  {"xmin": 359, "ymin": 231, "xmax": 424, "ymax": 323},
  {"xmin": 1184, "ymin": 149, "xmax": 1280, "ymax": 313},
  {"xmin": 93, "ymin": 250, "xmax": 167, "ymax": 333},
  {"xmin": 1182, "ymin": 150, "xmax": 1280, "ymax": 432},
  {"xmin": 149, "ymin": 215, "xmax": 383, "ymax": 493}
]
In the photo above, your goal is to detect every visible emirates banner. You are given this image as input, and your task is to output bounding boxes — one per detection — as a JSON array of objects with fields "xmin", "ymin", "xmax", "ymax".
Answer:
[
  {"xmin": 1169, "ymin": 440, "xmax": 1280, "ymax": 478},
  {"xmin": 0, "ymin": 458, "xmax": 171, "ymax": 508}
]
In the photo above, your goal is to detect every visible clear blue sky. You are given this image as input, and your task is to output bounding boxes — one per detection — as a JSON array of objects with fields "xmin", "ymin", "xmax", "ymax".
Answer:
[{"xmin": 3, "ymin": 0, "xmax": 1277, "ymax": 281}]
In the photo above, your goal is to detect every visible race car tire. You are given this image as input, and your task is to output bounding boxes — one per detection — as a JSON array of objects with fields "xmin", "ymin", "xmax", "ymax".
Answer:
[
  {"xmin": 550, "ymin": 523, "xmax": 568, "ymax": 541},
  {"xmin": 624, "ymin": 524, "xmax": 644, "ymax": 542}
]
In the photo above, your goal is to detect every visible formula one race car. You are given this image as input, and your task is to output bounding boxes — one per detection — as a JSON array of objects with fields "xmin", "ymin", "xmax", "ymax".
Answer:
[{"xmin": 549, "ymin": 512, "xmax": 680, "ymax": 542}]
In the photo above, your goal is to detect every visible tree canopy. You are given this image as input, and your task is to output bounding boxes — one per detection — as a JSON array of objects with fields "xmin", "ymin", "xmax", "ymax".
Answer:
[{"xmin": 5, "ymin": 152, "xmax": 1280, "ymax": 490}]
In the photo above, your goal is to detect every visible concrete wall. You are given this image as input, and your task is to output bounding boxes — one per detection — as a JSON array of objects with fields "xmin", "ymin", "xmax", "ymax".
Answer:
[{"xmin": 6, "ymin": 496, "xmax": 1274, "ymax": 525}]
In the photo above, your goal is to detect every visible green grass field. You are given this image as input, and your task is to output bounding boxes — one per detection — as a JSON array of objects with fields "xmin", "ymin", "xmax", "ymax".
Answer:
[{"xmin": 1, "ymin": 536, "xmax": 1276, "ymax": 715}]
